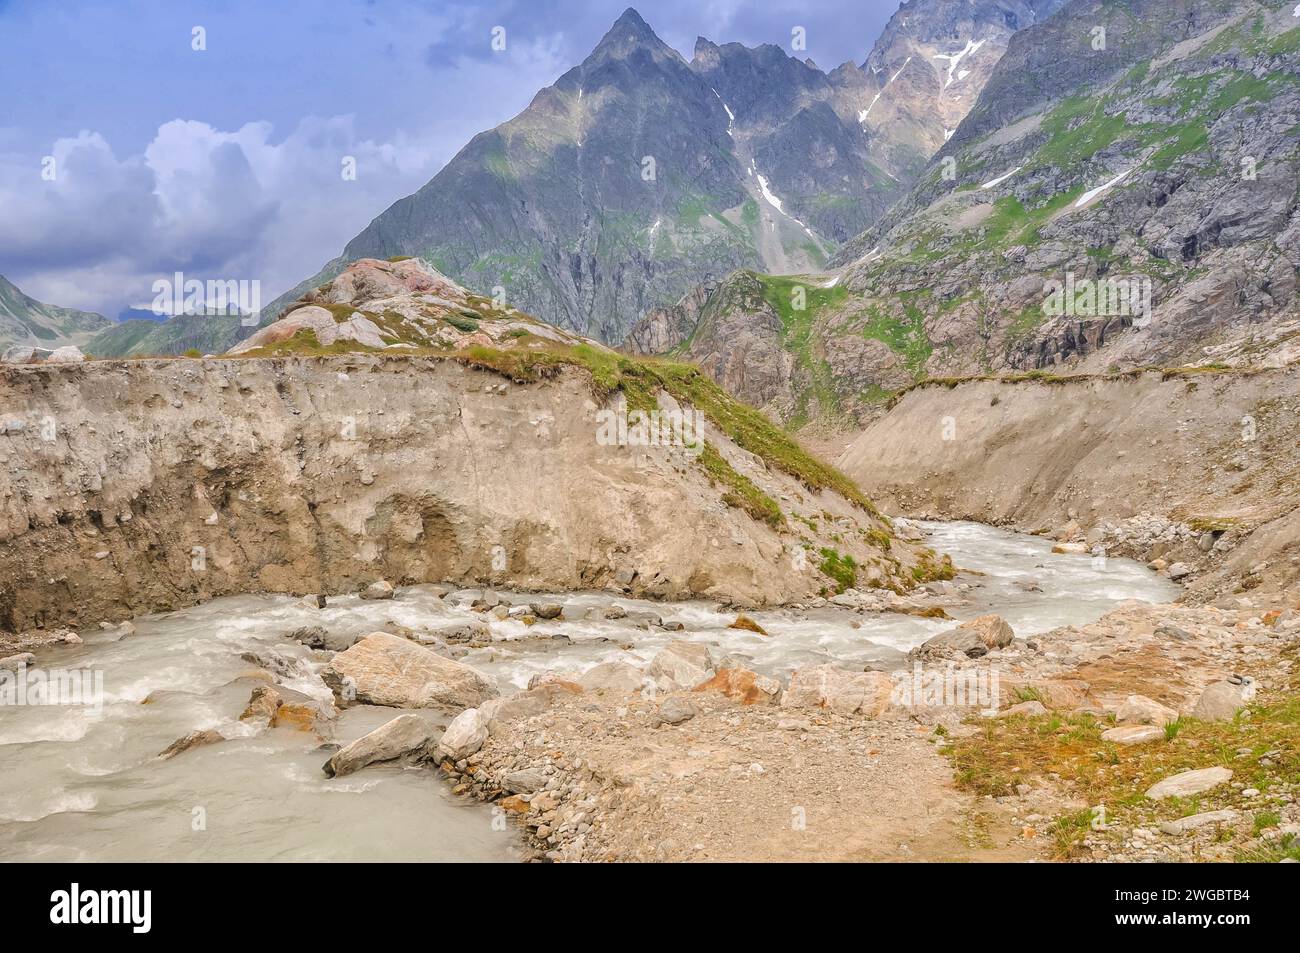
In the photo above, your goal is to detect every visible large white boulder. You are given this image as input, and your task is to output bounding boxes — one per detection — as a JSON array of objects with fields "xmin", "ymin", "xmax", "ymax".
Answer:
[
  {"xmin": 781, "ymin": 665, "xmax": 893, "ymax": 717},
  {"xmin": 323, "ymin": 632, "xmax": 497, "ymax": 709},
  {"xmin": 648, "ymin": 641, "xmax": 714, "ymax": 690},
  {"xmin": 438, "ymin": 708, "xmax": 488, "ymax": 760}
]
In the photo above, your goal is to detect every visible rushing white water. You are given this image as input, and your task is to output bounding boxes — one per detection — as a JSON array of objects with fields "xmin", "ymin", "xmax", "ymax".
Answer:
[{"xmin": 0, "ymin": 521, "xmax": 1177, "ymax": 861}]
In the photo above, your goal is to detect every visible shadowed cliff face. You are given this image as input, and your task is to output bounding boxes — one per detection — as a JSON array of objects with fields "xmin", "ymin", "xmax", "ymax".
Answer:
[{"xmin": 0, "ymin": 354, "xmax": 929, "ymax": 633}]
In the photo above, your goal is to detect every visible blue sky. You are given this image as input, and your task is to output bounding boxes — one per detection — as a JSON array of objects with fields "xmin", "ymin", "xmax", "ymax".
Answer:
[{"xmin": 0, "ymin": 0, "xmax": 898, "ymax": 317}]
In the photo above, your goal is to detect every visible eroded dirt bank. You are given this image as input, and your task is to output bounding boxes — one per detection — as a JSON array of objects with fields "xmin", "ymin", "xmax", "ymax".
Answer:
[
  {"xmin": 0, "ymin": 355, "xmax": 927, "ymax": 634},
  {"xmin": 837, "ymin": 368, "xmax": 1300, "ymax": 601}
]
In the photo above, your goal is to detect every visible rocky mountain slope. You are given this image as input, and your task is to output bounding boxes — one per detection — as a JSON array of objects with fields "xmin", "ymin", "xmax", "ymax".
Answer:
[
  {"xmin": 856, "ymin": 0, "xmax": 1067, "ymax": 167},
  {"xmin": 0, "ymin": 276, "xmax": 111, "ymax": 350},
  {"xmin": 630, "ymin": 0, "xmax": 1300, "ymax": 428},
  {"xmin": 839, "ymin": 366, "xmax": 1300, "ymax": 602},
  {"xmin": 0, "ymin": 258, "xmax": 948, "ymax": 633},
  {"xmin": 262, "ymin": 4, "xmax": 1051, "ymax": 346},
  {"xmin": 84, "ymin": 313, "xmax": 254, "ymax": 359}
]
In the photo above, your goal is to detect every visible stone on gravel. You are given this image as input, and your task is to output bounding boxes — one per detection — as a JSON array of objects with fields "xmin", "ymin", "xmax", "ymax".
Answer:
[
  {"xmin": 1192, "ymin": 679, "xmax": 1256, "ymax": 721},
  {"xmin": 1101, "ymin": 724, "xmax": 1166, "ymax": 744},
  {"xmin": 693, "ymin": 667, "xmax": 782, "ymax": 705},
  {"xmin": 502, "ymin": 767, "xmax": 547, "ymax": 794},
  {"xmin": 1146, "ymin": 766, "xmax": 1233, "ymax": 800},
  {"xmin": 999, "ymin": 700, "xmax": 1048, "ymax": 717},
  {"xmin": 438, "ymin": 708, "xmax": 488, "ymax": 760},
  {"xmin": 479, "ymin": 681, "xmax": 579, "ymax": 729},
  {"xmin": 652, "ymin": 694, "xmax": 698, "ymax": 726},
  {"xmin": 577, "ymin": 661, "xmax": 646, "ymax": 695},
  {"xmin": 913, "ymin": 627, "xmax": 986, "ymax": 660},
  {"xmin": 1116, "ymin": 694, "xmax": 1179, "ymax": 726},
  {"xmin": 782, "ymin": 665, "xmax": 893, "ymax": 717},
  {"xmin": 323, "ymin": 713, "xmax": 437, "ymax": 778},
  {"xmin": 324, "ymin": 632, "xmax": 497, "ymax": 709},
  {"xmin": 529, "ymin": 602, "xmax": 563, "ymax": 620},
  {"xmin": 1158, "ymin": 809, "xmax": 1239, "ymax": 835}
]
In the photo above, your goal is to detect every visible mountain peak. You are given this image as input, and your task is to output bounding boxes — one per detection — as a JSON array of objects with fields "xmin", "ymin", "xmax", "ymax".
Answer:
[
  {"xmin": 612, "ymin": 7, "xmax": 651, "ymax": 31},
  {"xmin": 590, "ymin": 7, "xmax": 669, "ymax": 59}
]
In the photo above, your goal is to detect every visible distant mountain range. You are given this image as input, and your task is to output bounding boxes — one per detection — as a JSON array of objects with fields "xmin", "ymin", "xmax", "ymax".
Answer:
[
  {"xmin": 38, "ymin": 2, "xmax": 1060, "ymax": 357},
  {"xmin": 256, "ymin": 3, "xmax": 1060, "ymax": 345},
  {"xmin": 0, "ymin": 276, "xmax": 112, "ymax": 351},
  {"xmin": 628, "ymin": 0, "xmax": 1300, "ymax": 428}
]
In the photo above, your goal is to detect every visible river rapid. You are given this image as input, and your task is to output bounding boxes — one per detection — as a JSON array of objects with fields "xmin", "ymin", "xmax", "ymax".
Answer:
[{"xmin": 0, "ymin": 521, "xmax": 1179, "ymax": 861}]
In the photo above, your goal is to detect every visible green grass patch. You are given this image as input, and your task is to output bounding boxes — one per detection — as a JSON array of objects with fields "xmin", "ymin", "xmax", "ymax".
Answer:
[
  {"xmin": 818, "ymin": 547, "xmax": 857, "ymax": 593},
  {"xmin": 698, "ymin": 443, "xmax": 784, "ymax": 528}
]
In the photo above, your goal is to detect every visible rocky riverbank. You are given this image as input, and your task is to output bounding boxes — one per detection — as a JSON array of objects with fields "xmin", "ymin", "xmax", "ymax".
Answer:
[
  {"xmin": 79, "ymin": 538, "xmax": 1278, "ymax": 864},
  {"xmin": 414, "ymin": 591, "xmax": 1299, "ymax": 862}
]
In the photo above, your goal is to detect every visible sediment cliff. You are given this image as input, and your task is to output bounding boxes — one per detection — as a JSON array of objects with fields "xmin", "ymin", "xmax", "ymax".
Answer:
[
  {"xmin": 0, "ymin": 354, "xmax": 923, "ymax": 632},
  {"xmin": 839, "ymin": 367, "xmax": 1300, "ymax": 599}
]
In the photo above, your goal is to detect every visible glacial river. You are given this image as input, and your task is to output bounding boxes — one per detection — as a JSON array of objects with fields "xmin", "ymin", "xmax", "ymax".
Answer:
[{"xmin": 0, "ymin": 521, "xmax": 1179, "ymax": 861}]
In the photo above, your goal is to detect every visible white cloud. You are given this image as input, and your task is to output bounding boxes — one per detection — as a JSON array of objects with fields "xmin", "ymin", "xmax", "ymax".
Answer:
[
  {"xmin": 0, "ymin": 26, "xmax": 577, "ymax": 318},
  {"xmin": 0, "ymin": 116, "xmax": 446, "ymax": 316}
]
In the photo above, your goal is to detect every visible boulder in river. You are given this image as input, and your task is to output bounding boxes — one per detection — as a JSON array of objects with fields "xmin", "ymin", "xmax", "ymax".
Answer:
[
  {"xmin": 323, "ymin": 714, "xmax": 438, "ymax": 778},
  {"xmin": 285, "ymin": 625, "xmax": 358, "ymax": 652},
  {"xmin": 529, "ymin": 602, "xmax": 563, "ymax": 620},
  {"xmin": 421, "ymin": 620, "xmax": 490, "ymax": 645},
  {"xmin": 648, "ymin": 641, "xmax": 714, "ymax": 690},
  {"xmin": 0, "ymin": 652, "xmax": 35, "ymax": 672},
  {"xmin": 158, "ymin": 728, "xmax": 224, "ymax": 761},
  {"xmin": 240, "ymin": 685, "xmax": 283, "ymax": 724},
  {"xmin": 438, "ymin": 708, "xmax": 488, "ymax": 760},
  {"xmin": 323, "ymin": 632, "xmax": 497, "ymax": 709},
  {"xmin": 360, "ymin": 580, "xmax": 395, "ymax": 600},
  {"xmin": 728, "ymin": 615, "xmax": 769, "ymax": 636}
]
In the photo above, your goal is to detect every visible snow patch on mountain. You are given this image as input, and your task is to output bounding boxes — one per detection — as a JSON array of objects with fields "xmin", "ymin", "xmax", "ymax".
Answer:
[
  {"xmin": 933, "ymin": 38, "xmax": 986, "ymax": 88},
  {"xmin": 1074, "ymin": 168, "xmax": 1133, "ymax": 208},
  {"xmin": 858, "ymin": 56, "xmax": 912, "ymax": 123},
  {"xmin": 980, "ymin": 166, "xmax": 1022, "ymax": 190}
]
